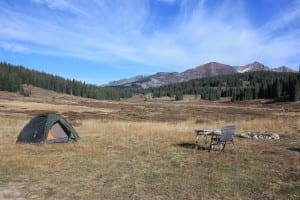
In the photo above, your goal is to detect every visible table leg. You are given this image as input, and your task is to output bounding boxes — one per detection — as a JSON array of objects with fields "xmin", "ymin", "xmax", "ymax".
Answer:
[{"xmin": 195, "ymin": 135, "xmax": 199, "ymax": 150}]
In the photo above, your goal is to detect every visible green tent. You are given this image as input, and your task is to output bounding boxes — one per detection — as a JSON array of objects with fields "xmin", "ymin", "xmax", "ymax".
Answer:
[{"xmin": 16, "ymin": 113, "xmax": 80, "ymax": 144}]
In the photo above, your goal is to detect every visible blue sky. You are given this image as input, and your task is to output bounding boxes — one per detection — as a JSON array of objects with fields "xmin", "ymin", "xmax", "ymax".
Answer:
[{"xmin": 0, "ymin": 0, "xmax": 299, "ymax": 85}]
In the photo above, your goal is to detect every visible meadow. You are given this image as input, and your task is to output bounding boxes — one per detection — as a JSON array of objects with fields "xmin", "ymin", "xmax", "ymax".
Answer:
[{"xmin": 0, "ymin": 88, "xmax": 299, "ymax": 199}]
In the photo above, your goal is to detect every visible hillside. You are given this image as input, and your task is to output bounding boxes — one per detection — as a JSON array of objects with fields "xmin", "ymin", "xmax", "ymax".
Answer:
[
  {"xmin": 0, "ymin": 62, "xmax": 132, "ymax": 100},
  {"xmin": 147, "ymin": 71, "xmax": 300, "ymax": 102},
  {"xmin": 108, "ymin": 61, "xmax": 296, "ymax": 88}
]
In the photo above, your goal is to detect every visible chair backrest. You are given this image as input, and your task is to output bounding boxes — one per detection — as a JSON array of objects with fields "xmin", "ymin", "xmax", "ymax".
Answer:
[{"xmin": 220, "ymin": 125, "xmax": 235, "ymax": 142}]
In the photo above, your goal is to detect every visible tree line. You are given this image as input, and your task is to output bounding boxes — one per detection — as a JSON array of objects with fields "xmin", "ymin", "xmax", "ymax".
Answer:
[
  {"xmin": 0, "ymin": 62, "xmax": 132, "ymax": 100},
  {"xmin": 1, "ymin": 61, "xmax": 299, "ymax": 102},
  {"xmin": 146, "ymin": 70, "xmax": 300, "ymax": 102}
]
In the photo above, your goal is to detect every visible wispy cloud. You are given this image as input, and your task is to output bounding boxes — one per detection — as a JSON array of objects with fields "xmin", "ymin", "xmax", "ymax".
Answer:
[
  {"xmin": 31, "ymin": 0, "xmax": 89, "ymax": 16},
  {"xmin": 0, "ymin": 0, "xmax": 299, "ymax": 72},
  {"xmin": 156, "ymin": 0, "xmax": 177, "ymax": 4},
  {"xmin": 1, "ymin": 42, "xmax": 28, "ymax": 53}
]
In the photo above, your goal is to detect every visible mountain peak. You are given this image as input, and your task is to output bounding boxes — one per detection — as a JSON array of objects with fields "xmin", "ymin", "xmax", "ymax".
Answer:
[
  {"xmin": 273, "ymin": 66, "xmax": 297, "ymax": 73},
  {"xmin": 237, "ymin": 61, "xmax": 269, "ymax": 73},
  {"xmin": 107, "ymin": 61, "xmax": 295, "ymax": 88},
  {"xmin": 183, "ymin": 62, "xmax": 236, "ymax": 79},
  {"xmin": 252, "ymin": 61, "xmax": 263, "ymax": 65}
]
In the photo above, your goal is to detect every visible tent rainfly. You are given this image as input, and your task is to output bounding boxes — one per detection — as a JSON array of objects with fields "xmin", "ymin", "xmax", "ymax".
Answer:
[{"xmin": 16, "ymin": 113, "xmax": 80, "ymax": 144}]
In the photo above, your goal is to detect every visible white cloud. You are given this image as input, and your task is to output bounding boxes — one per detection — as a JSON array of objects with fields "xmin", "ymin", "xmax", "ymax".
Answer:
[
  {"xmin": 1, "ymin": 42, "xmax": 28, "ymax": 53},
  {"xmin": 156, "ymin": 0, "xmax": 176, "ymax": 4},
  {"xmin": 0, "ymin": 0, "xmax": 299, "ymax": 71},
  {"xmin": 31, "ymin": 0, "xmax": 89, "ymax": 16}
]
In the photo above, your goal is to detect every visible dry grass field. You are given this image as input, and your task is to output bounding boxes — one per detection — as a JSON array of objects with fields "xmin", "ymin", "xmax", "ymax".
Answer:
[{"xmin": 0, "ymin": 87, "xmax": 299, "ymax": 199}]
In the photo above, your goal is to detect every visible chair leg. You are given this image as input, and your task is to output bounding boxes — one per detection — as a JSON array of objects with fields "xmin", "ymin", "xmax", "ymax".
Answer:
[
  {"xmin": 232, "ymin": 139, "xmax": 238, "ymax": 154},
  {"xmin": 208, "ymin": 138, "xmax": 213, "ymax": 152},
  {"xmin": 221, "ymin": 142, "xmax": 226, "ymax": 153}
]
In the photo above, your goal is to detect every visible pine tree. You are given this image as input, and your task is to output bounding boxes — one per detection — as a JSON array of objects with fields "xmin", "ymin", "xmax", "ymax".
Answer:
[
  {"xmin": 294, "ymin": 83, "xmax": 300, "ymax": 101},
  {"xmin": 175, "ymin": 91, "xmax": 183, "ymax": 101},
  {"xmin": 275, "ymin": 79, "xmax": 282, "ymax": 98}
]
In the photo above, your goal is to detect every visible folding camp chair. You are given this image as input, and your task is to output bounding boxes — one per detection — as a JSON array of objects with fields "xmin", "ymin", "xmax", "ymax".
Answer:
[{"xmin": 208, "ymin": 125, "xmax": 236, "ymax": 153}]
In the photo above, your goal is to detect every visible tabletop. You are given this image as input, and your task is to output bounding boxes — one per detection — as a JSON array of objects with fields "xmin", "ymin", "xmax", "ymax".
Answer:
[{"xmin": 195, "ymin": 129, "xmax": 221, "ymax": 136}]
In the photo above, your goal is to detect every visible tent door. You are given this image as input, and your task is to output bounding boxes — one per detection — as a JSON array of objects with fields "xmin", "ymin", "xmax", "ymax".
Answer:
[{"xmin": 46, "ymin": 123, "xmax": 69, "ymax": 143}]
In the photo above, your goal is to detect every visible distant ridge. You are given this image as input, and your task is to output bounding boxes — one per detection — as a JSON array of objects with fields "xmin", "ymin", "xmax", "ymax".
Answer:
[{"xmin": 107, "ymin": 61, "xmax": 296, "ymax": 88}]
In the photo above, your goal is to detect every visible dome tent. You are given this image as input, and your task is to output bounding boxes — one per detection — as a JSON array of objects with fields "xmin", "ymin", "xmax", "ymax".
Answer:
[{"xmin": 16, "ymin": 113, "xmax": 80, "ymax": 144}]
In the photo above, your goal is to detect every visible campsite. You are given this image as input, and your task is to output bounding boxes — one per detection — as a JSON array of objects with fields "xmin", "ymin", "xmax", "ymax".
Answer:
[
  {"xmin": 0, "ymin": 86, "xmax": 299, "ymax": 199},
  {"xmin": 1, "ymin": 1, "xmax": 300, "ymax": 199}
]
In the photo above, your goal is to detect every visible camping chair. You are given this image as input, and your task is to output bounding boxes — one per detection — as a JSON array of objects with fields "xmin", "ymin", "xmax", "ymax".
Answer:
[{"xmin": 209, "ymin": 125, "xmax": 236, "ymax": 153}]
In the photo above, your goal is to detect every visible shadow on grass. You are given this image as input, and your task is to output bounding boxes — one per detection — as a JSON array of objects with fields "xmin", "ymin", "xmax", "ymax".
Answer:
[
  {"xmin": 287, "ymin": 147, "xmax": 300, "ymax": 153},
  {"xmin": 175, "ymin": 142, "xmax": 209, "ymax": 151},
  {"xmin": 262, "ymin": 97, "xmax": 290, "ymax": 104}
]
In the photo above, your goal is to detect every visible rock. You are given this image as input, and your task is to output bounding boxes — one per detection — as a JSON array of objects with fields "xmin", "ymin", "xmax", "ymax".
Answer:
[
  {"xmin": 30, "ymin": 195, "xmax": 40, "ymax": 199},
  {"xmin": 271, "ymin": 133, "xmax": 280, "ymax": 140},
  {"xmin": 250, "ymin": 132, "xmax": 256, "ymax": 137},
  {"xmin": 258, "ymin": 135, "xmax": 265, "ymax": 139},
  {"xmin": 239, "ymin": 131, "xmax": 280, "ymax": 140},
  {"xmin": 240, "ymin": 133, "xmax": 251, "ymax": 138}
]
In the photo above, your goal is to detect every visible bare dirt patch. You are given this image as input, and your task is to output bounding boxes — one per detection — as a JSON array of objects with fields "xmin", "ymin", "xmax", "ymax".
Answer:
[{"xmin": 0, "ymin": 183, "xmax": 26, "ymax": 200}]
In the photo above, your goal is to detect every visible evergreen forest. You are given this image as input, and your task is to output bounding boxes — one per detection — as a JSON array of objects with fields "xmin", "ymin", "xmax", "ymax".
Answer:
[
  {"xmin": 1, "ymin": 61, "xmax": 299, "ymax": 102},
  {"xmin": 147, "ymin": 70, "xmax": 300, "ymax": 102},
  {"xmin": 0, "ymin": 62, "xmax": 132, "ymax": 100}
]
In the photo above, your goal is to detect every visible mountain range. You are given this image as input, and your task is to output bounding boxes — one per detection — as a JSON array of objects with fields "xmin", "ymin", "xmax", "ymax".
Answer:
[{"xmin": 107, "ymin": 61, "xmax": 296, "ymax": 88}]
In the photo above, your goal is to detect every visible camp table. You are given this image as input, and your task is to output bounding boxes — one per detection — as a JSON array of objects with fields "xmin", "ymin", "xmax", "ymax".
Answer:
[{"xmin": 194, "ymin": 129, "xmax": 221, "ymax": 149}]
